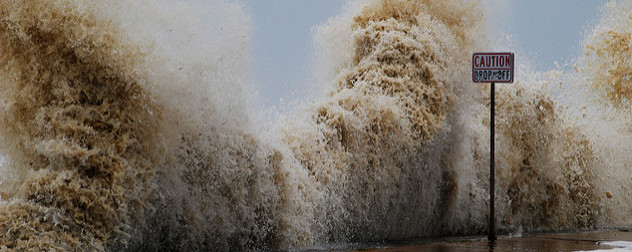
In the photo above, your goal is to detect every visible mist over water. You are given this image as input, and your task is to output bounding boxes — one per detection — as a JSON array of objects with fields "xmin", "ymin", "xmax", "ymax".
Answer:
[{"xmin": 0, "ymin": 0, "xmax": 630, "ymax": 251}]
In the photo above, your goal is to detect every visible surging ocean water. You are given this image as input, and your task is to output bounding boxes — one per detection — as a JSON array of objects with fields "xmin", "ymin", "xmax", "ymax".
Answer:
[{"xmin": 0, "ymin": 0, "xmax": 630, "ymax": 251}]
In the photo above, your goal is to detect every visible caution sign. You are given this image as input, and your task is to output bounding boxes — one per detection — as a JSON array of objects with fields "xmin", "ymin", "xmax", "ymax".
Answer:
[{"xmin": 472, "ymin": 52, "xmax": 514, "ymax": 83}]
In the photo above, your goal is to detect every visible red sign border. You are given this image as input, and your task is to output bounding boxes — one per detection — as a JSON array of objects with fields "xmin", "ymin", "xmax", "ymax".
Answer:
[{"xmin": 472, "ymin": 52, "xmax": 514, "ymax": 83}]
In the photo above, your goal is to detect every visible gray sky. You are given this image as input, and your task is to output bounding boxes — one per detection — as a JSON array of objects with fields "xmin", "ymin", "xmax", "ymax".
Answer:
[
  {"xmin": 241, "ymin": 0, "xmax": 346, "ymax": 108},
  {"xmin": 241, "ymin": 0, "xmax": 603, "ymax": 109},
  {"xmin": 485, "ymin": 0, "xmax": 602, "ymax": 68}
]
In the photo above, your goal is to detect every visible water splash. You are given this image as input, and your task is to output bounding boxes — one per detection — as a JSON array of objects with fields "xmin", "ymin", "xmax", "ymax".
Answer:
[
  {"xmin": 0, "ymin": 0, "xmax": 160, "ymax": 249},
  {"xmin": 0, "ymin": 0, "xmax": 630, "ymax": 251}
]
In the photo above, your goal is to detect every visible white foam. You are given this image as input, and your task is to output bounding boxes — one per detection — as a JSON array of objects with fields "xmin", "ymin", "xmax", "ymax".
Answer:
[{"xmin": 576, "ymin": 241, "xmax": 632, "ymax": 252}]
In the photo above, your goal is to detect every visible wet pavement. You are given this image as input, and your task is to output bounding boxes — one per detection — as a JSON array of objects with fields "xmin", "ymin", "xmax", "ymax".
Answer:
[{"xmin": 354, "ymin": 230, "xmax": 632, "ymax": 252}]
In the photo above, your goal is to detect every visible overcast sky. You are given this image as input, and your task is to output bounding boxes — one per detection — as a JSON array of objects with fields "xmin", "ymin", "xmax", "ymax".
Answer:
[{"xmin": 240, "ymin": 0, "xmax": 603, "ymax": 109}]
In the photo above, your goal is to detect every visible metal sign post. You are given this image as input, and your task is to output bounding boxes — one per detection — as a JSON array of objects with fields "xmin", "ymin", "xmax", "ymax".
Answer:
[
  {"xmin": 472, "ymin": 52, "xmax": 514, "ymax": 242},
  {"xmin": 489, "ymin": 81, "xmax": 496, "ymax": 241}
]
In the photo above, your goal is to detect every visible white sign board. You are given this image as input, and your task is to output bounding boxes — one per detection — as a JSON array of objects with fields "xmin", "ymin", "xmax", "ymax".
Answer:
[{"xmin": 472, "ymin": 52, "xmax": 514, "ymax": 83}]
